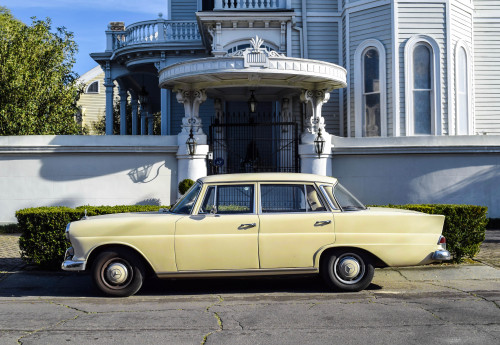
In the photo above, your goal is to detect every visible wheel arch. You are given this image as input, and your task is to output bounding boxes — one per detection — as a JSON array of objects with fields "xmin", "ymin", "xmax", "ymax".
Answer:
[
  {"xmin": 316, "ymin": 246, "xmax": 388, "ymax": 270},
  {"xmin": 86, "ymin": 243, "xmax": 156, "ymax": 277}
]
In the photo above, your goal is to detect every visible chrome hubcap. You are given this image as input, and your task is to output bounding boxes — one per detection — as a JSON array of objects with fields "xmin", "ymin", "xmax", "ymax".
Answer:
[
  {"xmin": 333, "ymin": 253, "xmax": 365, "ymax": 285},
  {"xmin": 105, "ymin": 262, "xmax": 129, "ymax": 285}
]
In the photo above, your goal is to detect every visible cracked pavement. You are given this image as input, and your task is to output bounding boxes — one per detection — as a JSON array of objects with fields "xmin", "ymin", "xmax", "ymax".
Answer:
[{"xmin": 0, "ymin": 265, "xmax": 499, "ymax": 345}]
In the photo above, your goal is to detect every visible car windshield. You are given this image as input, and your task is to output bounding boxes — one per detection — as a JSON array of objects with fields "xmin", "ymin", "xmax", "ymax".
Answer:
[
  {"xmin": 333, "ymin": 183, "xmax": 366, "ymax": 211},
  {"xmin": 170, "ymin": 182, "xmax": 202, "ymax": 214}
]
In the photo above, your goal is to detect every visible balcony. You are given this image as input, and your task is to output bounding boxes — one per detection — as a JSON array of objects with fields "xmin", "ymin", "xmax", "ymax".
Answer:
[
  {"xmin": 214, "ymin": 0, "xmax": 289, "ymax": 10},
  {"xmin": 106, "ymin": 19, "xmax": 202, "ymax": 52}
]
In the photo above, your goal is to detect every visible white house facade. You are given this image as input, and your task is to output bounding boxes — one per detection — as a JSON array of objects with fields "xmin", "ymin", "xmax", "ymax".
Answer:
[{"xmin": 0, "ymin": 0, "xmax": 499, "ymax": 223}]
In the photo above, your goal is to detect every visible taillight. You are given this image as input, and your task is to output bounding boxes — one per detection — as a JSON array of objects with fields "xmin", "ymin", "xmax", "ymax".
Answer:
[{"xmin": 438, "ymin": 236, "xmax": 446, "ymax": 249}]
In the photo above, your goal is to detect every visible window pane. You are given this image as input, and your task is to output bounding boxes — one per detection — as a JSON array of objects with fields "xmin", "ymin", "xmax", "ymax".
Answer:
[
  {"xmin": 86, "ymin": 81, "xmax": 99, "ymax": 93},
  {"xmin": 457, "ymin": 47, "xmax": 468, "ymax": 135},
  {"xmin": 217, "ymin": 185, "xmax": 254, "ymax": 214},
  {"xmin": 320, "ymin": 185, "xmax": 338, "ymax": 210},
  {"xmin": 413, "ymin": 90, "xmax": 432, "ymax": 134},
  {"xmin": 333, "ymin": 183, "xmax": 366, "ymax": 211},
  {"xmin": 363, "ymin": 93, "xmax": 381, "ymax": 137},
  {"xmin": 261, "ymin": 184, "xmax": 307, "ymax": 213},
  {"xmin": 364, "ymin": 49, "xmax": 379, "ymax": 93},
  {"xmin": 199, "ymin": 186, "xmax": 216, "ymax": 214},
  {"xmin": 413, "ymin": 45, "xmax": 431, "ymax": 89},
  {"xmin": 170, "ymin": 182, "xmax": 202, "ymax": 214},
  {"xmin": 305, "ymin": 185, "xmax": 327, "ymax": 212}
]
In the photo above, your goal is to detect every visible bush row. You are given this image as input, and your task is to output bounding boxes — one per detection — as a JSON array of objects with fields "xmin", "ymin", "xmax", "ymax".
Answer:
[
  {"xmin": 375, "ymin": 204, "xmax": 488, "ymax": 263},
  {"xmin": 16, "ymin": 203, "xmax": 488, "ymax": 268},
  {"xmin": 16, "ymin": 205, "xmax": 168, "ymax": 269}
]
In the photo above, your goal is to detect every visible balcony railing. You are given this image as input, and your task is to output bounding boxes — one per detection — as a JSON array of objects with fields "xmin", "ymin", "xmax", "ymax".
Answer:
[
  {"xmin": 214, "ymin": 0, "xmax": 287, "ymax": 10},
  {"xmin": 107, "ymin": 20, "xmax": 201, "ymax": 51}
]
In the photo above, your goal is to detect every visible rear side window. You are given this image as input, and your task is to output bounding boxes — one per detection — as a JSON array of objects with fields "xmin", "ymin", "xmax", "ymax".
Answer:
[{"xmin": 261, "ymin": 184, "xmax": 326, "ymax": 213}]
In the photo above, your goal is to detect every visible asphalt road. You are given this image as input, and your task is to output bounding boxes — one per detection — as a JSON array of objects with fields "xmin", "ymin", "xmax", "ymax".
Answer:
[{"xmin": 0, "ymin": 264, "xmax": 499, "ymax": 345}]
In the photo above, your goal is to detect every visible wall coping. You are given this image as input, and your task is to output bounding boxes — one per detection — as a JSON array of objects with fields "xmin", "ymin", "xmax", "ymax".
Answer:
[
  {"xmin": 331, "ymin": 135, "xmax": 500, "ymax": 155},
  {"xmin": 0, "ymin": 135, "xmax": 179, "ymax": 154}
]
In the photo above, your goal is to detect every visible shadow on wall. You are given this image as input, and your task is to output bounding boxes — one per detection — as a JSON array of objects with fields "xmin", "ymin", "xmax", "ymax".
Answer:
[{"xmin": 128, "ymin": 163, "xmax": 165, "ymax": 183}]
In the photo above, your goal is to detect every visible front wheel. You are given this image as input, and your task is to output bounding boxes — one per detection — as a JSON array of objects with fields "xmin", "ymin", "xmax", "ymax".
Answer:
[
  {"xmin": 92, "ymin": 248, "xmax": 145, "ymax": 297},
  {"xmin": 321, "ymin": 251, "xmax": 374, "ymax": 292}
]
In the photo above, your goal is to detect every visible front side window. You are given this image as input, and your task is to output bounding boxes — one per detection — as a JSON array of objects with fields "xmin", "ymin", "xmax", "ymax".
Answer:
[
  {"xmin": 413, "ymin": 44, "xmax": 432, "ymax": 135},
  {"xmin": 261, "ymin": 184, "xmax": 326, "ymax": 213},
  {"xmin": 363, "ymin": 48, "xmax": 381, "ymax": 137},
  {"xmin": 170, "ymin": 182, "xmax": 202, "ymax": 214},
  {"xmin": 199, "ymin": 184, "xmax": 254, "ymax": 214}
]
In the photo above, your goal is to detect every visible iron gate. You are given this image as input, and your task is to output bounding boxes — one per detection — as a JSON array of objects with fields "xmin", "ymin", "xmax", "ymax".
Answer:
[{"xmin": 208, "ymin": 114, "xmax": 300, "ymax": 175}]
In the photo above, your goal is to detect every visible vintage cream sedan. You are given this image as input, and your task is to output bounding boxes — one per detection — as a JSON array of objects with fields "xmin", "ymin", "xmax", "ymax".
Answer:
[{"xmin": 62, "ymin": 173, "xmax": 450, "ymax": 297}]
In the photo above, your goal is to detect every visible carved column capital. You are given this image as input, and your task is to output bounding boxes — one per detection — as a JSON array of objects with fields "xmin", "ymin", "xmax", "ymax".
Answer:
[{"xmin": 176, "ymin": 89, "xmax": 206, "ymax": 135}]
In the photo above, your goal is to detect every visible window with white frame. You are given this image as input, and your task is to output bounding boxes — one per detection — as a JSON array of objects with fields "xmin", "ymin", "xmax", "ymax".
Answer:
[
  {"xmin": 354, "ymin": 39, "xmax": 386, "ymax": 137},
  {"xmin": 404, "ymin": 35, "xmax": 441, "ymax": 136},
  {"xmin": 455, "ymin": 42, "xmax": 471, "ymax": 135},
  {"xmin": 86, "ymin": 81, "xmax": 99, "ymax": 94}
]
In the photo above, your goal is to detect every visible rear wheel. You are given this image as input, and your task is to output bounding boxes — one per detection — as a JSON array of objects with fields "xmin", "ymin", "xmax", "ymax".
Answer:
[
  {"xmin": 321, "ymin": 250, "xmax": 374, "ymax": 292},
  {"xmin": 92, "ymin": 248, "xmax": 145, "ymax": 297}
]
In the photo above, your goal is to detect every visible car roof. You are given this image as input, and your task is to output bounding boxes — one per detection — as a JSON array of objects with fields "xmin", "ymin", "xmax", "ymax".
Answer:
[{"xmin": 198, "ymin": 173, "xmax": 338, "ymax": 184}]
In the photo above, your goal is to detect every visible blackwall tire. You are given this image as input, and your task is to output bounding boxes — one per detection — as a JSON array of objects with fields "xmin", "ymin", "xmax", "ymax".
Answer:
[
  {"xmin": 92, "ymin": 248, "xmax": 145, "ymax": 297},
  {"xmin": 321, "ymin": 250, "xmax": 374, "ymax": 292}
]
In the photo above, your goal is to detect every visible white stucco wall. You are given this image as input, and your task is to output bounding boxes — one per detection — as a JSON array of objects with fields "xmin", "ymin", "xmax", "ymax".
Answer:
[
  {"xmin": 0, "ymin": 136, "xmax": 179, "ymax": 224},
  {"xmin": 331, "ymin": 136, "xmax": 500, "ymax": 218}
]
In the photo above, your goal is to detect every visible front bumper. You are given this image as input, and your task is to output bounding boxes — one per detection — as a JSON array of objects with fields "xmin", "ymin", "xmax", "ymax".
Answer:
[
  {"xmin": 432, "ymin": 249, "xmax": 451, "ymax": 261},
  {"xmin": 61, "ymin": 247, "xmax": 87, "ymax": 271}
]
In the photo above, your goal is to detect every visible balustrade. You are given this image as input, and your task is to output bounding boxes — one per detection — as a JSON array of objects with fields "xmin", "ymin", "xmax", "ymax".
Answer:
[
  {"xmin": 108, "ymin": 20, "xmax": 201, "ymax": 51},
  {"xmin": 214, "ymin": 0, "xmax": 286, "ymax": 10}
]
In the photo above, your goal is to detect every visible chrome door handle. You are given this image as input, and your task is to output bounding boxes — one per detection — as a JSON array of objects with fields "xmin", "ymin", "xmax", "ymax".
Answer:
[
  {"xmin": 314, "ymin": 220, "xmax": 332, "ymax": 226},
  {"xmin": 238, "ymin": 223, "xmax": 256, "ymax": 230}
]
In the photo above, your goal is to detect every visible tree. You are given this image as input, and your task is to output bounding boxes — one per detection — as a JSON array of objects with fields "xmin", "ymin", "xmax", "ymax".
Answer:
[{"xmin": 0, "ymin": 7, "xmax": 83, "ymax": 135}]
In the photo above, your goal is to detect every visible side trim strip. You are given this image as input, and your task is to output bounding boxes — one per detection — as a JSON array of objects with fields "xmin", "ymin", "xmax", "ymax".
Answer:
[{"xmin": 156, "ymin": 267, "xmax": 319, "ymax": 278}]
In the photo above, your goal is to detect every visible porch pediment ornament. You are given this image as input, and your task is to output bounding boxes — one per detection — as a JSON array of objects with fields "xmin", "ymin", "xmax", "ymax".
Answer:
[{"xmin": 225, "ymin": 36, "xmax": 285, "ymax": 68}]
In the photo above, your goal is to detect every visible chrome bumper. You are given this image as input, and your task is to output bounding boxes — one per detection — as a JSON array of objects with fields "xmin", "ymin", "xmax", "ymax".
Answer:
[
  {"xmin": 432, "ymin": 250, "xmax": 451, "ymax": 261},
  {"xmin": 61, "ymin": 247, "xmax": 87, "ymax": 271}
]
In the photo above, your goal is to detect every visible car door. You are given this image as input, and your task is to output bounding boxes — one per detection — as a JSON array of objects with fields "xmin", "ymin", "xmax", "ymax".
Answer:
[
  {"xmin": 175, "ymin": 183, "xmax": 259, "ymax": 271},
  {"xmin": 258, "ymin": 183, "xmax": 335, "ymax": 269}
]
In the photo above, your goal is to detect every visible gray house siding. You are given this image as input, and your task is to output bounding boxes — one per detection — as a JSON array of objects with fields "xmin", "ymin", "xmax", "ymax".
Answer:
[
  {"xmin": 348, "ymin": 3, "xmax": 392, "ymax": 137},
  {"xmin": 398, "ymin": 2, "xmax": 447, "ymax": 135},
  {"xmin": 171, "ymin": 0, "xmax": 198, "ymax": 20},
  {"xmin": 307, "ymin": 20, "xmax": 341, "ymax": 135},
  {"xmin": 474, "ymin": 0, "xmax": 500, "ymax": 134},
  {"xmin": 450, "ymin": 2, "xmax": 474, "ymax": 134}
]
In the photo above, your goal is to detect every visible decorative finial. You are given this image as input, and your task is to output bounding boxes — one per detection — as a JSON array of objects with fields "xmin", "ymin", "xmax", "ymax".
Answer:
[
  {"xmin": 158, "ymin": 12, "xmax": 163, "ymax": 18},
  {"xmin": 250, "ymin": 36, "xmax": 264, "ymax": 51}
]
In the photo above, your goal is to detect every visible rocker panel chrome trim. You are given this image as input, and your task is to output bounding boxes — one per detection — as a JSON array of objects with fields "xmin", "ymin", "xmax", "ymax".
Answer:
[{"xmin": 156, "ymin": 267, "xmax": 318, "ymax": 278}]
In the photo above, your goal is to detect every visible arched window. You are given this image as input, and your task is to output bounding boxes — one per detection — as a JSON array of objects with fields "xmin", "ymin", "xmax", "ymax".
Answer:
[
  {"xmin": 354, "ymin": 39, "xmax": 386, "ymax": 137},
  {"xmin": 455, "ymin": 42, "xmax": 472, "ymax": 135},
  {"xmin": 86, "ymin": 81, "xmax": 99, "ymax": 94},
  {"xmin": 405, "ymin": 35, "xmax": 441, "ymax": 135}
]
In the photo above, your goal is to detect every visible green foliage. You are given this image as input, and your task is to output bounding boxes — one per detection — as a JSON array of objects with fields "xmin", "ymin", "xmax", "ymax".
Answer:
[
  {"xmin": 16, "ymin": 205, "xmax": 169, "ymax": 269},
  {"xmin": 92, "ymin": 99, "xmax": 162, "ymax": 135},
  {"xmin": 0, "ymin": 7, "xmax": 84, "ymax": 135},
  {"xmin": 178, "ymin": 179, "xmax": 195, "ymax": 195},
  {"xmin": 375, "ymin": 204, "xmax": 488, "ymax": 263},
  {"xmin": 0, "ymin": 223, "xmax": 19, "ymax": 234}
]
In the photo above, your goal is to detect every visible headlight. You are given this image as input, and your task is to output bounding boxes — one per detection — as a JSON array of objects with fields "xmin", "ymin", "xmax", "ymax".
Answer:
[{"xmin": 65, "ymin": 223, "xmax": 71, "ymax": 241}]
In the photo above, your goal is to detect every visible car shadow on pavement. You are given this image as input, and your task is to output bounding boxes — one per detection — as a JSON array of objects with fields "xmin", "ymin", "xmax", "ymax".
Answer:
[{"xmin": 0, "ymin": 271, "xmax": 382, "ymax": 298}]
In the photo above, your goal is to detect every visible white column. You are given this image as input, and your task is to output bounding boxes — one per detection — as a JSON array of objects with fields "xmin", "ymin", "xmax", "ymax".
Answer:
[
  {"xmin": 148, "ymin": 105, "xmax": 154, "ymax": 135},
  {"xmin": 161, "ymin": 88, "xmax": 170, "ymax": 135},
  {"xmin": 119, "ymin": 88, "xmax": 127, "ymax": 135},
  {"xmin": 176, "ymin": 89, "xmax": 209, "ymax": 191},
  {"xmin": 299, "ymin": 89, "xmax": 333, "ymax": 176}
]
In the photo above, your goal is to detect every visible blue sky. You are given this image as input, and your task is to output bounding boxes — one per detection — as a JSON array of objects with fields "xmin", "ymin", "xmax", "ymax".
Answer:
[{"xmin": 3, "ymin": 0, "xmax": 169, "ymax": 76}]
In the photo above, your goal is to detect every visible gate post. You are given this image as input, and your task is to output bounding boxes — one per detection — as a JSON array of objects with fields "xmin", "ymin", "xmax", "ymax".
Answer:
[{"xmin": 299, "ymin": 89, "xmax": 333, "ymax": 176}]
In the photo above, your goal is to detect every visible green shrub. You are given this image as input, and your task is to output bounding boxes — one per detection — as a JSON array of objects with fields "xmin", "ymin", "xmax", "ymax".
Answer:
[
  {"xmin": 178, "ymin": 178, "xmax": 195, "ymax": 195},
  {"xmin": 375, "ymin": 204, "xmax": 488, "ymax": 263},
  {"xmin": 16, "ymin": 205, "xmax": 168, "ymax": 269},
  {"xmin": 0, "ymin": 223, "xmax": 20, "ymax": 234}
]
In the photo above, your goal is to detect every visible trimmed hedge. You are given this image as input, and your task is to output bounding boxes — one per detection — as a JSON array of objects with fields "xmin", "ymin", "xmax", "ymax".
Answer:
[
  {"xmin": 376, "ymin": 204, "xmax": 488, "ymax": 263},
  {"xmin": 16, "ymin": 205, "xmax": 168, "ymax": 269},
  {"xmin": 178, "ymin": 178, "xmax": 195, "ymax": 195}
]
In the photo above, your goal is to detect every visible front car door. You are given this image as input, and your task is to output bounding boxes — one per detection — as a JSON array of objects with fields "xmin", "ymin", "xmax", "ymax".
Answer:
[
  {"xmin": 175, "ymin": 183, "xmax": 259, "ymax": 271},
  {"xmin": 258, "ymin": 183, "xmax": 335, "ymax": 269}
]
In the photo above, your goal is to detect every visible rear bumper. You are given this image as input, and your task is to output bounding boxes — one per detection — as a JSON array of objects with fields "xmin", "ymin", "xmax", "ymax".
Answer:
[{"xmin": 432, "ymin": 249, "xmax": 451, "ymax": 261}]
